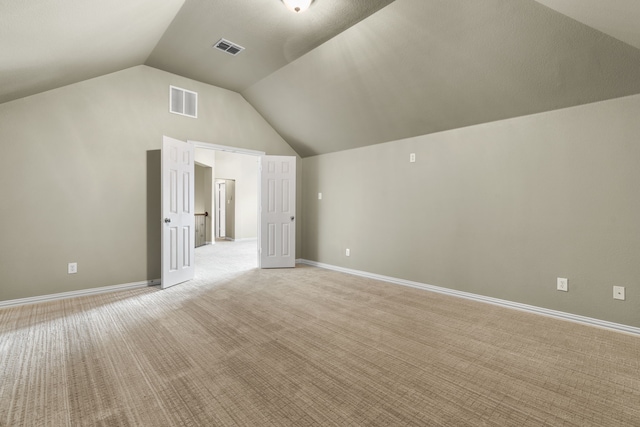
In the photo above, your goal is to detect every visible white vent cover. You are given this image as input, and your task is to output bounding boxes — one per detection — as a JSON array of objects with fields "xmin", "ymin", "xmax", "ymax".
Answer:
[
  {"xmin": 213, "ymin": 38, "xmax": 245, "ymax": 56},
  {"xmin": 169, "ymin": 86, "xmax": 197, "ymax": 118}
]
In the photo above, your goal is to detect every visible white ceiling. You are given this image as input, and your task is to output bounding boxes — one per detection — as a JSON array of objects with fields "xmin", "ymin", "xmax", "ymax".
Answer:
[
  {"xmin": 244, "ymin": 0, "xmax": 640, "ymax": 156},
  {"xmin": 2, "ymin": 0, "xmax": 640, "ymax": 157},
  {"xmin": 0, "ymin": 0, "xmax": 184, "ymax": 104},
  {"xmin": 145, "ymin": 0, "xmax": 395, "ymax": 93},
  {"xmin": 533, "ymin": 0, "xmax": 640, "ymax": 50}
]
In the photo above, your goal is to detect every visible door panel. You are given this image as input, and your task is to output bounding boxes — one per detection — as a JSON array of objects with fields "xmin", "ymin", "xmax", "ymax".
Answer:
[
  {"xmin": 162, "ymin": 136, "xmax": 195, "ymax": 288},
  {"xmin": 260, "ymin": 155, "xmax": 296, "ymax": 268}
]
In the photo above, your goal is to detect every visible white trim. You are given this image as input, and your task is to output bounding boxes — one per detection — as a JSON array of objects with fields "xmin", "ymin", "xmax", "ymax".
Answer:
[
  {"xmin": 215, "ymin": 237, "xmax": 258, "ymax": 243},
  {"xmin": 297, "ymin": 259, "xmax": 640, "ymax": 337},
  {"xmin": 0, "ymin": 279, "xmax": 160, "ymax": 309},
  {"xmin": 188, "ymin": 140, "xmax": 265, "ymax": 157}
]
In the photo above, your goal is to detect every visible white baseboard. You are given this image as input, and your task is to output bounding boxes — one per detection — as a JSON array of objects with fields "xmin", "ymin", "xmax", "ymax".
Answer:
[
  {"xmin": 0, "ymin": 279, "xmax": 160, "ymax": 309},
  {"xmin": 213, "ymin": 238, "xmax": 257, "ymax": 243},
  {"xmin": 297, "ymin": 259, "xmax": 640, "ymax": 336}
]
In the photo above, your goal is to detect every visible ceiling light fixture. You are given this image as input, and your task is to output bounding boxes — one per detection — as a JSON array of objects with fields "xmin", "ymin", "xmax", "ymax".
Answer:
[{"xmin": 281, "ymin": 0, "xmax": 313, "ymax": 13}]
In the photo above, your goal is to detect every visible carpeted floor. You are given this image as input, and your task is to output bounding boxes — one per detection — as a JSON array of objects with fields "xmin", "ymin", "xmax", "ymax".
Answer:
[{"xmin": 1, "ymin": 241, "xmax": 639, "ymax": 426}]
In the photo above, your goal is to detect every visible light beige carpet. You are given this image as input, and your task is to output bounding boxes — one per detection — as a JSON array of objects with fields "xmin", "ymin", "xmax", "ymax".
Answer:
[{"xmin": 1, "ymin": 244, "xmax": 639, "ymax": 426}]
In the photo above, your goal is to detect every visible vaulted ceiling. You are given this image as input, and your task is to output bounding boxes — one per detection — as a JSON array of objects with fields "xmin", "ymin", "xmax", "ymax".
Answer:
[{"xmin": 3, "ymin": 0, "xmax": 640, "ymax": 157}]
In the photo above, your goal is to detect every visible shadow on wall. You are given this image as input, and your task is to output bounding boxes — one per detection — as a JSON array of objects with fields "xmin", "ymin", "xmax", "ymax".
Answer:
[{"xmin": 147, "ymin": 150, "xmax": 161, "ymax": 280}]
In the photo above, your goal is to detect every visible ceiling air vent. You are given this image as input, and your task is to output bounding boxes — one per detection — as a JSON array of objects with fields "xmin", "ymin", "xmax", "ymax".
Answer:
[{"xmin": 213, "ymin": 38, "xmax": 245, "ymax": 56}]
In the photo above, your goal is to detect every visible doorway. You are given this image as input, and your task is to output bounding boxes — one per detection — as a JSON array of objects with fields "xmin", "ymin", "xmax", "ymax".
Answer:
[
  {"xmin": 215, "ymin": 179, "xmax": 237, "ymax": 240},
  {"xmin": 194, "ymin": 144, "xmax": 261, "ymax": 271},
  {"xmin": 161, "ymin": 138, "xmax": 297, "ymax": 288}
]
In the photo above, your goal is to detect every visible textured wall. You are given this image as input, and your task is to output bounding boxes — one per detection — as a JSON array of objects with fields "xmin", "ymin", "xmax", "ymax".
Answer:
[
  {"xmin": 195, "ymin": 149, "xmax": 216, "ymax": 243},
  {"xmin": 195, "ymin": 164, "xmax": 206, "ymax": 214},
  {"xmin": 302, "ymin": 94, "xmax": 640, "ymax": 327},
  {"xmin": 215, "ymin": 151, "xmax": 259, "ymax": 240},
  {"xmin": 0, "ymin": 65, "xmax": 297, "ymax": 301}
]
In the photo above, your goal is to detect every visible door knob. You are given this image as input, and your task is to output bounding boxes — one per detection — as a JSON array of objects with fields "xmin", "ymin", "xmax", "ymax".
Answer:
[
  {"xmin": 290, "ymin": 216, "xmax": 295, "ymax": 221},
  {"xmin": 164, "ymin": 218, "xmax": 171, "ymax": 223}
]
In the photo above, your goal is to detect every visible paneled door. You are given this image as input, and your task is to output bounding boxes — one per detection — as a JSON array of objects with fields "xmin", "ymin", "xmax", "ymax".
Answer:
[
  {"xmin": 161, "ymin": 136, "xmax": 195, "ymax": 288},
  {"xmin": 260, "ymin": 156, "xmax": 296, "ymax": 268}
]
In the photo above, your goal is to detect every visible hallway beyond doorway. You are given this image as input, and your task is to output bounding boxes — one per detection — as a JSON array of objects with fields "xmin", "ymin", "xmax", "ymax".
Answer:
[{"xmin": 195, "ymin": 240, "xmax": 257, "ymax": 279}]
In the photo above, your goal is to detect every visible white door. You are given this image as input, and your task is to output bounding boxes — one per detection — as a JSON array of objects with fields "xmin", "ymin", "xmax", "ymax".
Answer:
[
  {"xmin": 260, "ymin": 156, "xmax": 296, "ymax": 268},
  {"xmin": 161, "ymin": 136, "xmax": 195, "ymax": 288},
  {"xmin": 216, "ymin": 181, "xmax": 226, "ymax": 238}
]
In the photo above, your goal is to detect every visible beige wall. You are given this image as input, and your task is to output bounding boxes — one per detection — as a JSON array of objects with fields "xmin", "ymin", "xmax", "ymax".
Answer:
[
  {"xmin": 195, "ymin": 149, "xmax": 216, "ymax": 243},
  {"xmin": 0, "ymin": 65, "xmax": 298, "ymax": 302},
  {"xmin": 215, "ymin": 151, "xmax": 259, "ymax": 240},
  {"xmin": 194, "ymin": 163, "xmax": 211, "ymax": 245},
  {"xmin": 194, "ymin": 164, "xmax": 206, "ymax": 214},
  {"xmin": 302, "ymin": 94, "xmax": 640, "ymax": 327}
]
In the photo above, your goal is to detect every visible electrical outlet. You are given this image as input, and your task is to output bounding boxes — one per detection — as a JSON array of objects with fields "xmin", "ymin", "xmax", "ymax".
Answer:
[
  {"xmin": 345, "ymin": 248, "xmax": 350, "ymax": 257},
  {"xmin": 68, "ymin": 262, "xmax": 78, "ymax": 274},
  {"xmin": 613, "ymin": 286, "xmax": 625, "ymax": 301},
  {"xmin": 409, "ymin": 153, "xmax": 416, "ymax": 163},
  {"xmin": 557, "ymin": 277, "xmax": 568, "ymax": 292},
  {"xmin": 318, "ymin": 192, "xmax": 322, "ymax": 200}
]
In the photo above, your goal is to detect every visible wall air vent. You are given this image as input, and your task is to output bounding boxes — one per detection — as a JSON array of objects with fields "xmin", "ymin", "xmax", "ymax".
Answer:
[
  {"xmin": 213, "ymin": 38, "xmax": 245, "ymax": 56},
  {"xmin": 169, "ymin": 86, "xmax": 198, "ymax": 118}
]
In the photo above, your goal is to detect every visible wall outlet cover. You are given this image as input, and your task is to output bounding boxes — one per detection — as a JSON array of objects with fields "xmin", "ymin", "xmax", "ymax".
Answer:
[
  {"xmin": 557, "ymin": 277, "xmax": 568, "ymax": 292},
  {"xmin": 68, "ymin": 262, "xmax": 78, "ymax": 274}
]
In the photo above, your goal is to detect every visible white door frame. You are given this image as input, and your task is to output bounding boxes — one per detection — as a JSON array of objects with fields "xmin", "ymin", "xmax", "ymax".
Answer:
[{"xmin": 189, "ymin": 140, "xmax": 265, "ymax": 267}]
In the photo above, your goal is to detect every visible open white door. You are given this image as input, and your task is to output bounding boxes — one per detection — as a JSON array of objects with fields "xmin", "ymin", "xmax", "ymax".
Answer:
[
  {"xmin": 260, "ymin": 156, "xmax": 296, "ymax": 268},
  {"xmin": 161, "ymin": 136, "xmax": 195, "ymax": 288}
]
